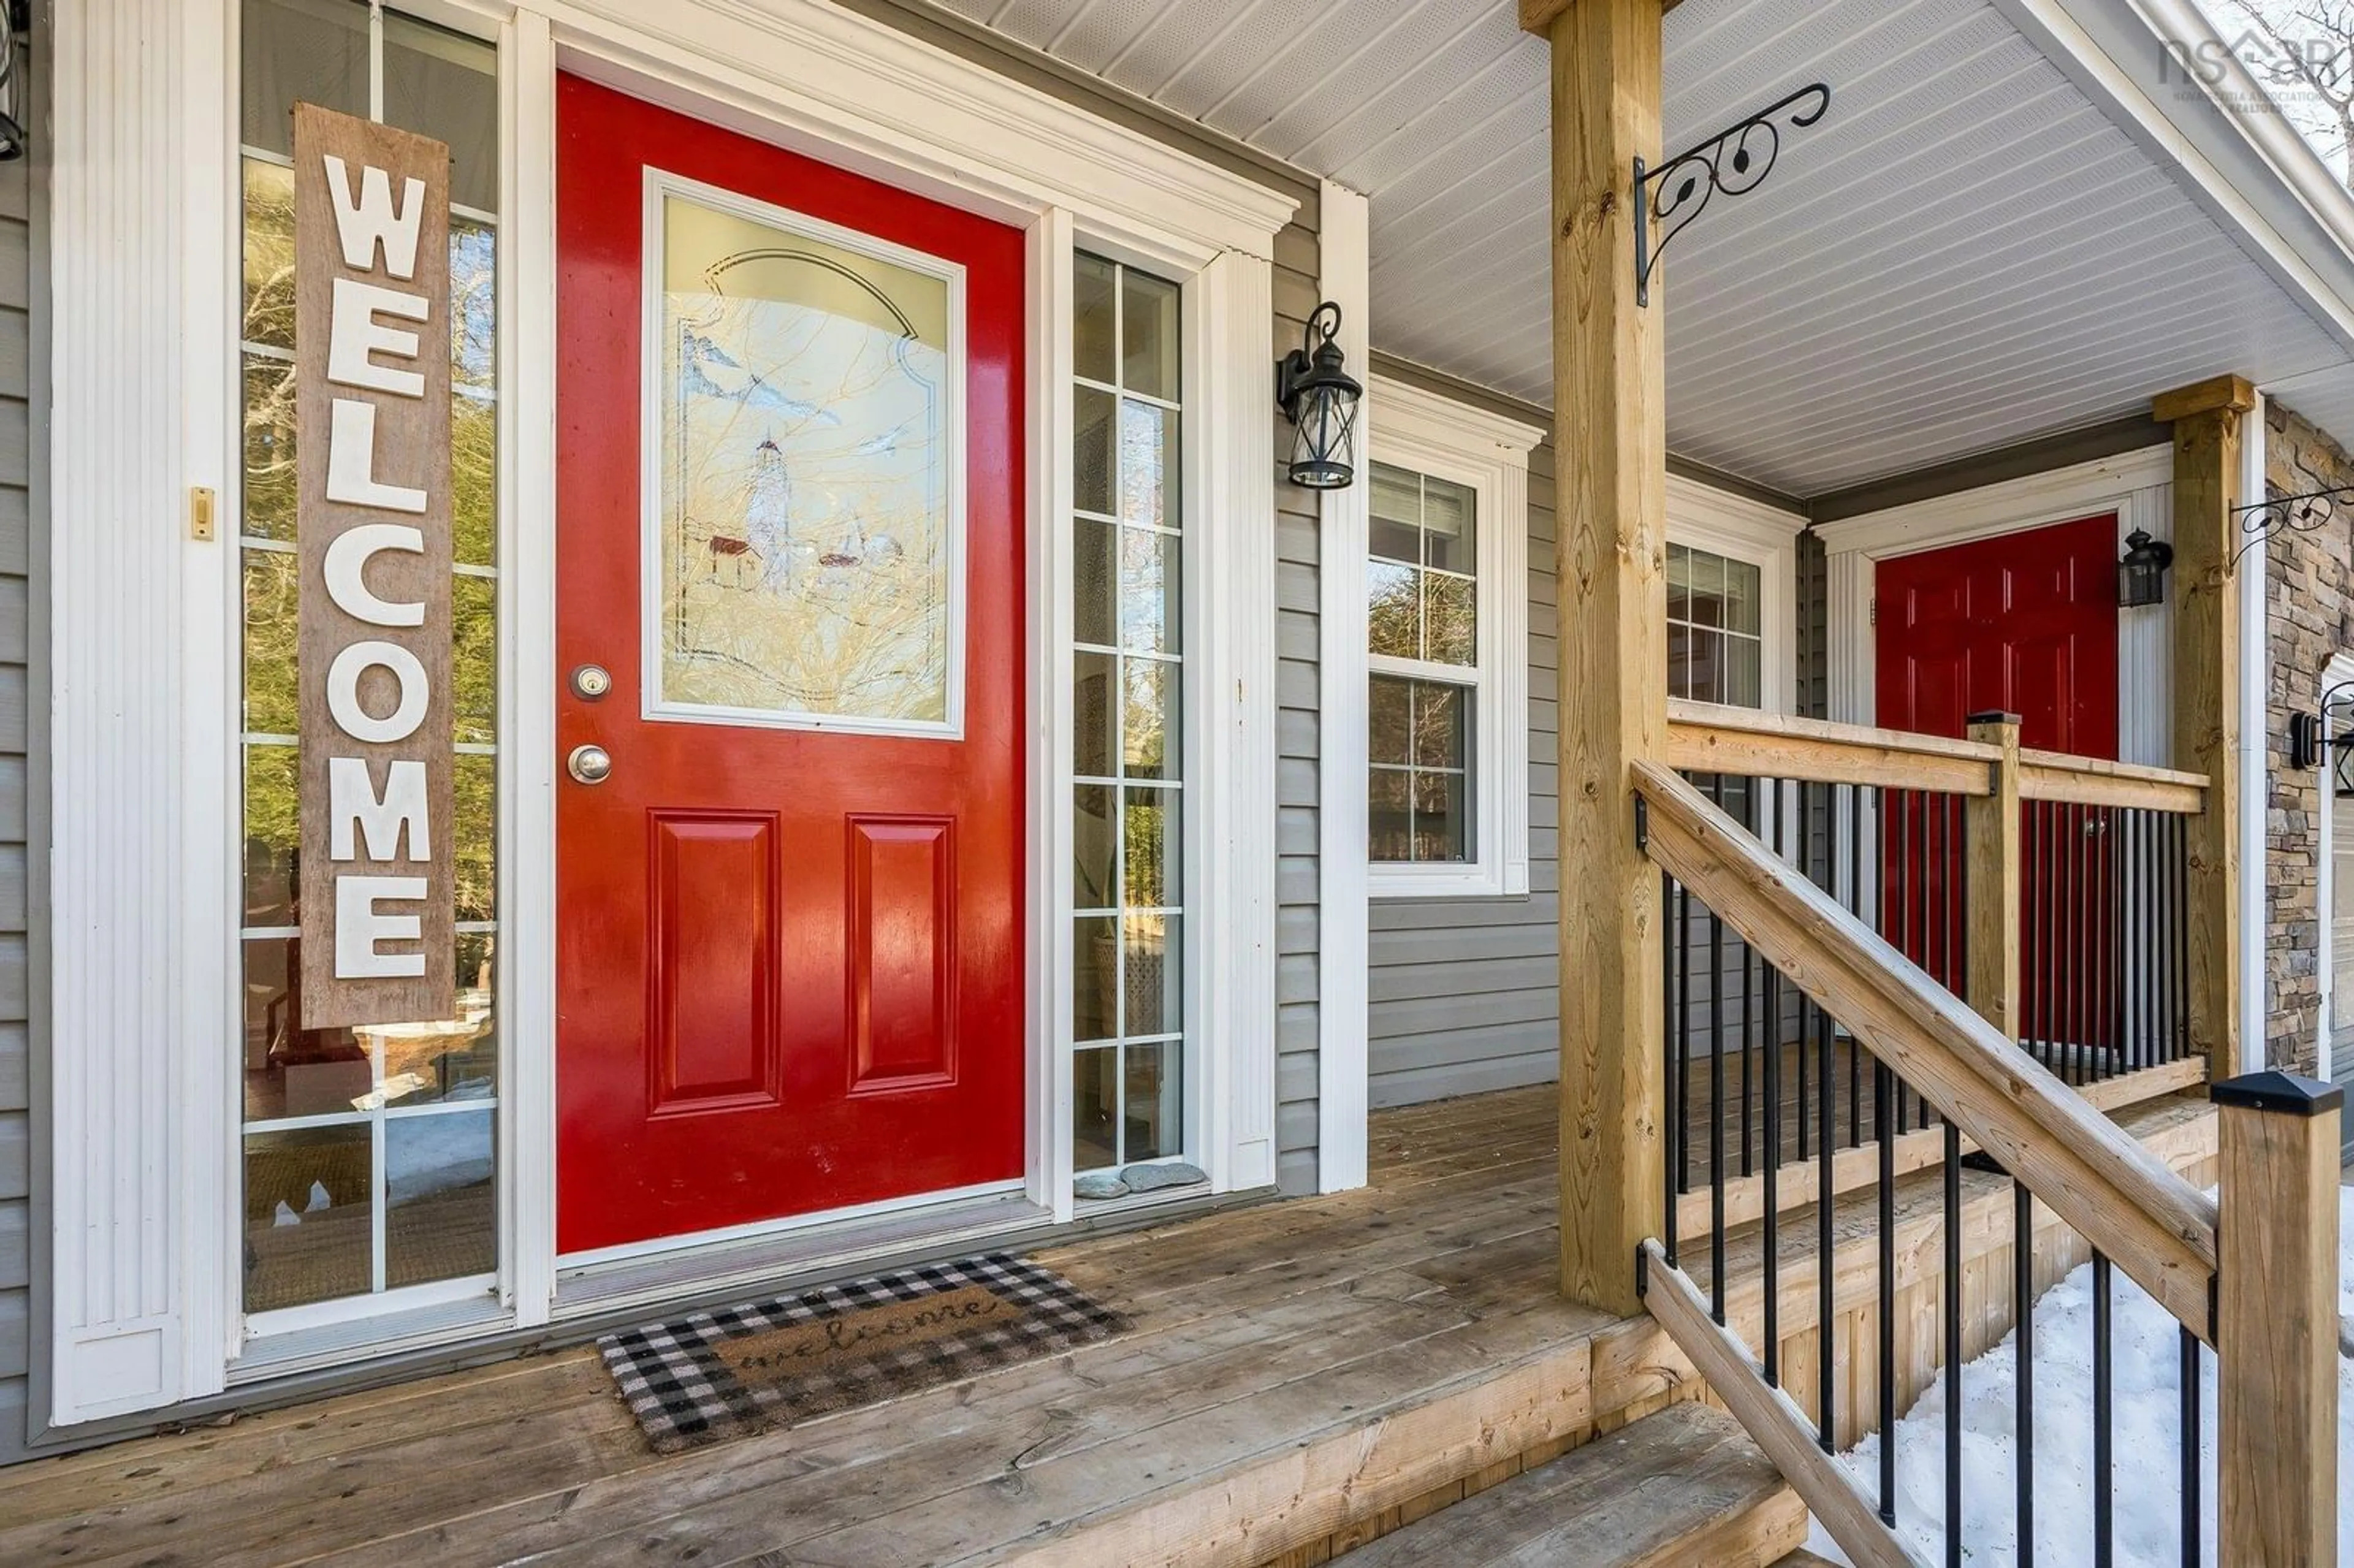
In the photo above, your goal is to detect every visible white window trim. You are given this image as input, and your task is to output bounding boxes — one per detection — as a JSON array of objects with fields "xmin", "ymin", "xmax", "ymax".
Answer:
[
  {"xmin": 1364, "ymin": 377, "xmax": 1542, "ymax": 900},
  {"xmin": 1666, "ymin": 473, "xmax": 1804, "ymax": 720},
  {"xmin": 47, "ymin": 0, "xmax": 1295, "ymax": 1429}
]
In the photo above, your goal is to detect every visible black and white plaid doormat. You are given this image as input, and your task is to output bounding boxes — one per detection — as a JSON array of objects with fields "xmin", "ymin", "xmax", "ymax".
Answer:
[{"xmin": 598, "ymin": 1254, "xmax": 1128, "ymax": 1452}]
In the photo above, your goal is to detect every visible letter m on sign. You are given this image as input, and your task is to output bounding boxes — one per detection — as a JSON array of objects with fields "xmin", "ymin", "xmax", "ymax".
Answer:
[{"xmin": 292, "ymin": 102, "xmax": 457, "ymax": 1031}]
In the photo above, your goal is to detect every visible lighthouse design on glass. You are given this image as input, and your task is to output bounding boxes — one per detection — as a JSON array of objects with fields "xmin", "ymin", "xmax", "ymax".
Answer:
[{"xmin": 652, "ymin": 183, "xmax": 963, "ymax": 733}]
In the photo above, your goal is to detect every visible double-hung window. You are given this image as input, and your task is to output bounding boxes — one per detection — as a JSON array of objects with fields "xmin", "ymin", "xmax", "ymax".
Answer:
[{"xmin": 1364, "ymin": 379, "xmax": 1541, "ymax": 899}]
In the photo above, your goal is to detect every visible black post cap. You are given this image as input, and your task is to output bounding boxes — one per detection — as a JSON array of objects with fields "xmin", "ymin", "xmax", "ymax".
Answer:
[
  {"xmin": 1965, "ymin": 710, "xmax": 2024, "ymax": 727},
  {"xmin": 2210, "ymin": 1070, "xmax": 2345, "ymax": 1117}
]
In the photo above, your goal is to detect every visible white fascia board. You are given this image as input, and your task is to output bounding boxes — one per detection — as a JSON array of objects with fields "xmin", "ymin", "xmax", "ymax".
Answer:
[
  {"xmin": 1998, "ymin": 0, "xmax": 2354, "ymax": 354},
  {"xmin": 541, "ymin": 0, "xmax": 1300, "ymax": 262}
]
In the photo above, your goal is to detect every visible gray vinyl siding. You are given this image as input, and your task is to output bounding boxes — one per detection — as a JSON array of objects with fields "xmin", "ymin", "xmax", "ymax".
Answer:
[
  {"xmin": 1796, "ymin": 528, "xmax": 1829, "ymax": 721},
  {"xmin": 0, "ymin": 27, "xmax": 34, "ymax": 1459},
  {"xmin": 1272, "ymin": 198, "xmax": 1323, "ymax": 1196},
  {"xmin": 1367, "ymin": 440, "xmax": 1562, "ymax": 1108}
]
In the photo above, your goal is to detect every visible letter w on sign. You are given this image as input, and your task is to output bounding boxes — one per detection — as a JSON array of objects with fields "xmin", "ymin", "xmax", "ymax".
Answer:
[{"xmin": 294, "ymin": 103, "xmax": 456, "ymax": 1030}]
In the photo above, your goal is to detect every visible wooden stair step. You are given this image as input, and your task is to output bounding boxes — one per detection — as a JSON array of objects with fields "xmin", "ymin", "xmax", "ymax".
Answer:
[
  {"xmin": 1334, "ymin": 1401, "xmax": 1808, "ymax": 1568},
  {"xmin": 1772, "ymin": 1552, "xmax": 1842, "ymax": 1566}
]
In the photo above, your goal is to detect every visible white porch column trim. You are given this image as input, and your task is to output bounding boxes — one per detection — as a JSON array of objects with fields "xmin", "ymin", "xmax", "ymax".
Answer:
[
  {"xmin": 1315, "ymin": 180, "xmax": 1370, "ymax": 1194},
  {"xmin": 505, "ymin": 6, "xmax": 561, "ymax": 1328},
  {"xmin": 47, "ymin": 0, "xmax": 236, "ymax": 1423},
  {"xmin": 2240, "ymin": 389, "xmax": 2269, "ymax": 1068},
  {"xmin": 1199, "ymin": 248, "xmax": 1279, "ymax": 1193}
]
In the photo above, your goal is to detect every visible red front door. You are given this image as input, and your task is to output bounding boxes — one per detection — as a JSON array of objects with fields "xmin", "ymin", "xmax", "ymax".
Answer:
[
  {"xmin": 1875, "ymin": 514, "xmax": 2120, "ymax": 1047},
  {"xmin": 554, "ymin": 77, "xmax": 1027, "ymax": 1255},
  {"xmin": 1873, "ymin": 514, "xmax": 2120, "ymax": 758}
]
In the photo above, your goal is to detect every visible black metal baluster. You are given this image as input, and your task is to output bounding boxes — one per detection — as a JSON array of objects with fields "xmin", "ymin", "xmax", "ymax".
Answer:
[
  {"xmin": 1916, "ymin": 794, "xmax": 1933, "ymax": 1129},
  {"xmin": 1849, "ymin": 784, "xmax": 1864, "ymax": 1148},
  {"xmin": 1897, "ymin": 789, "xmax": 1915, "ymax": 1130},
  {"xmin": 1944, "ymin": 1118, "xmax": 1962, "ymax": 1568},
  {"xmin": 2152, "ymin": 806, "xmax": 2169, "ymax": 1065},
  {"xmin": 2036, "ymin": 800, "xmax": 2055, "ymax": 1070},
  {"xmin": 1710, "ymin": 894, "xmax": 1727, "ymax": 1325},
  {"xmin": 2095, "ymin": 1250, "xmax": 2114, "ymax": 1566},
  {"xmin": 2172, "ymin": 813, "xmax": 2191, "ymax": 1060},
  {"xmin": 1797, "ymin": 781, "xmax": 1813, "ymax": 1162},
  {"xmin": 1663, "ymin": 869, "xmax": 1679, "ymax": 1269},
  {"xmin": 1742, "ymin": 930, "xmax": 1756, "ymax": 1179},
  {"xmin": 2122, "ymin": 810, "xmax": 2139, "ymax": 1073},
  {"xmin": 1818, "ymin": 941, "xmax": 1837, "ymax": 1450},
  {"xmin": 1761, "ymin": 777, "xmax": 1782, "ymax": 1389},
  {"xmin": 1677, "ymin": 876, "xmax": 1693, "ymax": 1195},
  {"xmin": 2017, "ymin": 1178, "xmax": 2035, "ymax": 1568},
  {"xmin": 2180, "ymin": 1324, "xmax": 2201, "ymax": 1567},
  {"xmin": 2100, "ymin": 806, "xmax": 2116, "ymax": 1076},
  {"xmin": 1878, "ymin": 1058, "xmax": 1897, "ymax": 1527},
  {"xmin": 1940, "ymin": 790, "xmax": 1957, "ymax": 996},
  {"xmin": 2066, "ymin": 804, "xmax": 2085, "ymax": 1085}
]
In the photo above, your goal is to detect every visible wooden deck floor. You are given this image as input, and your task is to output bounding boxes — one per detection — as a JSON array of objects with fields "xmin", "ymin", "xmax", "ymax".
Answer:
[{"xmin": 0, "ymin": 1087, "xmax": 1629, "ymax": 1568}]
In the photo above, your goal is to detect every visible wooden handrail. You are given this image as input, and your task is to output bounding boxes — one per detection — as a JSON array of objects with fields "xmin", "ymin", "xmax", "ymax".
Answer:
[
  {"xmin": 1633, "ymin": 759, "xmax": 2220, "ymax": 1341},
  {"xmin": 1663, "ymin": 700, "xmax": 1997, "ymax": 795},
  {"xmin": 1661, "ymin": 699, "xmax": 2210, "ymax": 814},
  {"xmin": 1639, "ymin": 1240, "xmax": 1922, "ymax": 1568},
  {"xmin": 2017, "ymin": 749, "xmax": 2206, "ymax": 813}
]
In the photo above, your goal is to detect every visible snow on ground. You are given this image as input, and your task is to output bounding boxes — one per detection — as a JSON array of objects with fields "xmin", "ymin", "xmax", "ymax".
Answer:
[{"xmin": 1804, "ymin": 1187, "xmax": 2354, "ymax": 1566}]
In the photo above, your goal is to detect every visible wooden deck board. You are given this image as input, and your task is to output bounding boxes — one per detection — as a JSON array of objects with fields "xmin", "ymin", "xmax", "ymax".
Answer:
[{"xmin": 0, "ymin": 1087, "xmax": 1626, "ymax": 1568}]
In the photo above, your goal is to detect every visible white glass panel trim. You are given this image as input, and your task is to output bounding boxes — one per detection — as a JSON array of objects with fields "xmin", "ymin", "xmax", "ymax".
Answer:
[{"xmin": 638, "ymin": 167, "xmax": 970, "ymax": 740}]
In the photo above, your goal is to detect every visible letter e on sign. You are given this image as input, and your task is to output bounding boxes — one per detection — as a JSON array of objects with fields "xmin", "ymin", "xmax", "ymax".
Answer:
[{"xmin": 294, "ymin": 103, "xmax": 456, "ymax": 1030}]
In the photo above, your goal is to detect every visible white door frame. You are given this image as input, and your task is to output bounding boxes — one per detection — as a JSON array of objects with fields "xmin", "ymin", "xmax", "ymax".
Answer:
[
  {"xmin": 1814, "ymin": 446, "xmax": 2177, "ymax": 763},
  {"xmin": 45, "ymin": 0, "xmax": 1295, "ymax": 1427},
  {"xmin": 460, "ymin": 1, "xmax": 1295, "ymax": 1322},
  {"xmin": 2314, "ymin": 652, "xmax": 2354, "ymax": 1084}
]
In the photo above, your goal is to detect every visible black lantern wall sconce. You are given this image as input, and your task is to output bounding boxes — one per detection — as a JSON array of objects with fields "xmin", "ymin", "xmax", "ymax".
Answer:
[
  {"xmin": 2230, "ymin": 484, "xmax": 2354, "ymax": 570},
  {"xmin": 1636, "ymin": 82, "xmax": 1830, "ymax": 307},
  {"xmin": 2290, "ymin": 682, "xmax": 2354, "ymax": 797},
  {"xmin": 1276, "ymin": 301, "xmax": 1363, "ymax": 490},
  {"xmin": 2117, "ymin": 528, "xmax": 2174, "ymax": 608}
]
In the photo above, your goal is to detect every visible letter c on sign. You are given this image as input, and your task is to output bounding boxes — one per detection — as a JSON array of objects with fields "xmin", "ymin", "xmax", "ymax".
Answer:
[
  {"xmin": 327, "ymin": 640, "xmax": 429, "ymax": 744},
  {"xmin": 324, "ymin": 523, "xmax": 426, "ymax": 626}
]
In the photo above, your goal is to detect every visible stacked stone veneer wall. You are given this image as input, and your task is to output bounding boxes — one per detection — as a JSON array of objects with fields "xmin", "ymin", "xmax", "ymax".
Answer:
[{"xmin": 2263, "ymin": 398, "xmax": 2354, "ymax": 1077}]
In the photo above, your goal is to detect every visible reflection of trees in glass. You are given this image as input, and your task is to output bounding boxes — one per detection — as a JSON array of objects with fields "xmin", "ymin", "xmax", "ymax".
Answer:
[
  {"xmin": 239, "ymin": 154, "xmax": 499, "ymax": 968},
  {"xmin": 1369, "ymin": 567, "xmax": 1417, "ymax": 660},
  {"xmin": 1368, "ymin": 562, "xmax": 1476, "ymax": 667}
]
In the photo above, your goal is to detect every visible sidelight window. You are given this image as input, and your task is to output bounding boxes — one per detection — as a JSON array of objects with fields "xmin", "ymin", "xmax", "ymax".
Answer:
[
  {"xmin": 1070, "ymin": 251, "xmax": 1187, "ymax": 1182},
  {"xmin": 235, "ymin": 0, "xmax": 500, "ymax": 1326}
]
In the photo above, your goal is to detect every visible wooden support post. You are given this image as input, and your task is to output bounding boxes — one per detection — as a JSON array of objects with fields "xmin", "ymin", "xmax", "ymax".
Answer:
[
  {"xmin": 1964, "ymin": 712, "xmax": 2022, "ymax": 1041},
  {"xmin": 2212, "ymin": 1071, "xmax": 2341, "ymax": 1566},
  {"xmin": 1531, "ymin": 0, "xmax": 1667, "ymax": 1315},
  {"xmin": 2152, "ymin": 375, "xmax": 2253, "ymax": 1076}
]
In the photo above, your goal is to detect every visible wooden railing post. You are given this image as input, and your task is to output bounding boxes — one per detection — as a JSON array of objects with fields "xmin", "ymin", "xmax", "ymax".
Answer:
[
  {"xmin": 2153, "ymin": 375, "xmax": 2255, "ymax": 1076},
  {"xmin": 1964, "ymin": 712, "xmax": 2022, "ymax": 1042},
  {"xmin": 2212, "ymin": 1071, "xmax": 2341, "ymax": 1566},
  {"xmin": 1525, "ymin": 0, "xmax": 1667, "ymax": 1315}
]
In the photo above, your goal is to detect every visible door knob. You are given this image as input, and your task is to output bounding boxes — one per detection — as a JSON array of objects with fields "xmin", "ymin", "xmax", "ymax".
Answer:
[{"xmin": 567, "ymin": 744, "xmax": 613, "ymax": 785}]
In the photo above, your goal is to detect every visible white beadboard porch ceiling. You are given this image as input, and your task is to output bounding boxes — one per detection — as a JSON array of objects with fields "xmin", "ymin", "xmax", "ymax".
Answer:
[{"xmin": 929, "ymin": 0, "xmax": 2354, "ymax": 497}]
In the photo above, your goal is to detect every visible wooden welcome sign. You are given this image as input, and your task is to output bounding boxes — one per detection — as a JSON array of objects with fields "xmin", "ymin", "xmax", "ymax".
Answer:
[{"xmin": 293, "ymin": 103, "xmax": 457, "ymax": 1029}]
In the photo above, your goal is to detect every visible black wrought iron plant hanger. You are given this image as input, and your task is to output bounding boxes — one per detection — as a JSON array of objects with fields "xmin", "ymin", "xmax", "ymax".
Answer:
[
  {"xmin": 2231, "ymin": 484, "xmax": 2354, "ymax": 569},
  {"xmin": 1635, "ymin": 83, "xmax": 1831, "ymax": 306}
]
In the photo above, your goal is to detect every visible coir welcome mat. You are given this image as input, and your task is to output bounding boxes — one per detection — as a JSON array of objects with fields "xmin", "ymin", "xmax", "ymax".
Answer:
[{"xmin": 598, "ymin": 1254, "xmax": 1128, "ymax": 1452}]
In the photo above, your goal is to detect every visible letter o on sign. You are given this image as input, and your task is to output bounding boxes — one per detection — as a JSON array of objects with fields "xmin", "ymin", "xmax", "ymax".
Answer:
[{"xmin": 327, "ymin": 639, "xmax": 430, "ymax": 744}]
